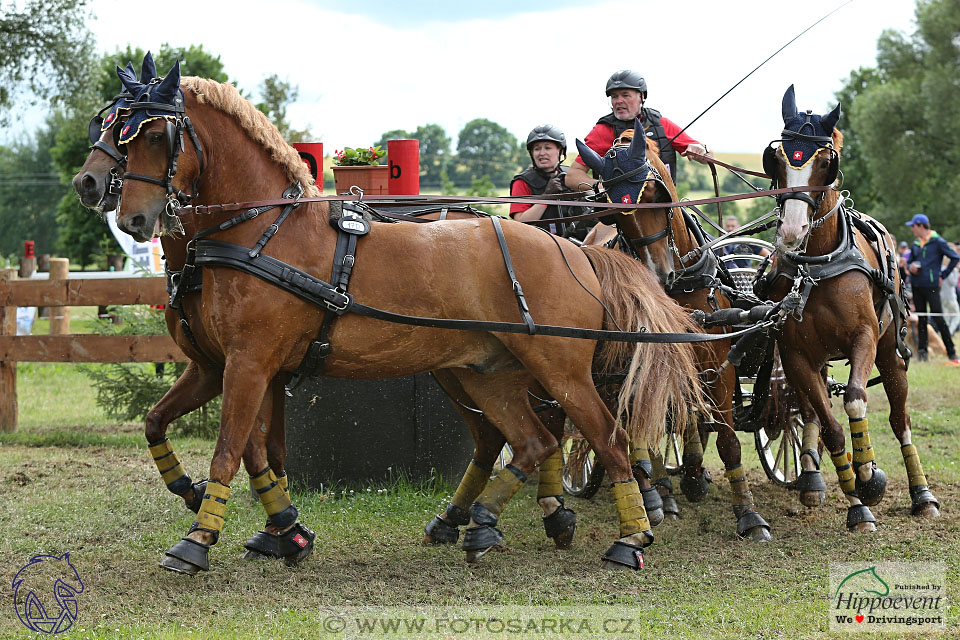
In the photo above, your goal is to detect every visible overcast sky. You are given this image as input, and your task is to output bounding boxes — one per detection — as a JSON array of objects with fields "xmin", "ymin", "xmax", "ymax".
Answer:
[{"xmin": 81, "ymin": 0, "xmax": 916, "ymax": 154}]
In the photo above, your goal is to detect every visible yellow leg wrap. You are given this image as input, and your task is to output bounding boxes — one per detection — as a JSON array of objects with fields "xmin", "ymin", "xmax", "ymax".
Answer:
[
  {"xmin": 629, "ymin": 442, "xmax": 650, "ymax": 467},
  {"xmin": 451, "ymin": 460, "xmax": 492, "ymax": 512},
  {"xmin": 850, "ymin": 418, "xmax": 874, "ymax": 467},
  {"xmin": 830, "ymin": 450, "xmax": 856, "ymax": 495},
  {"xmin": 683, "ymin": 416, "xmax": 703, "ymax": 458},
  {"xmin": 802, "ymin": 422, "xmax": 820, "ymax": 457},
  {"xmin": 648, "ymin": 448, "xmax": 668, "ymax": 483},
  {"xmin": 277, "ymin": 472, "xmax": 289, "ymax": 494},
  {"xmin": 149, "ymin": 438, "xmax": 190, "ymax": 493},
  {"xmin": 194, "ymin": 481, "xmax": 230, "ymax": 534},
  {"xmin": 476, "ymin": 467, "xmax": 525, "ymax": 518},
  {"xmin": 725, "ymin": 465, "xmax": 754, "ymax": 508},
  {"xmin": 901, "ymin": 444, "xmax": 929, "ymax": 488},
  {"xmin": 250, "ymin": 468, "xmax": 292, "ymax": 517},
  {"xmin": 537, "ymin": 450, "xmax": 563, "ymax": 498},
  {"xmin": 611, "ymin": 480, "xmax": 650, "ymax": 537}
]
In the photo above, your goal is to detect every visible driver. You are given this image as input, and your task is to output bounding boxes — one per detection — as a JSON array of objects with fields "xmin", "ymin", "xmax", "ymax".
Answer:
[
  {"xmin": 565, "ymin": 69, "xmax": 712, "ymax": 191},
  {"xmin": 509, "ymin": 124, "xmax": 586, "ymax": 239}
]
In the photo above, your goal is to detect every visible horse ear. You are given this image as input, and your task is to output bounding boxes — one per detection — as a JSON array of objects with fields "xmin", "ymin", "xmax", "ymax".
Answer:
[
  {"xmin": 781, "ymin": 84, "xmax": 798, "ymax": 123},
  {"xmin": 628, "ymin": 117, "xmax": 647, "ymax": 159},
  {"xmin": 576, "ymin": 139, "xmax": 605, "ymax": 174},
  {"xmin": 154, "ymin": 60, "xmax": 181, "ymax": 101},
  {"xmin": 140, "ymin": 51, "xmax": 157, "ymax": 83},
  {"xmin": 821, "ymin": 101, "xmax": 841, "ymax": 133},
  {"xmin": 117, "ymin": 64, "xmax": 141, "ymax": 94}
]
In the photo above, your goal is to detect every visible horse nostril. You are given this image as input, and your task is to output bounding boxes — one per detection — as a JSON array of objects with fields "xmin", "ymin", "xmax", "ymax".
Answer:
[{"xmin": 130, "ymin": 214, "xmax": 146, "ymax": 231}]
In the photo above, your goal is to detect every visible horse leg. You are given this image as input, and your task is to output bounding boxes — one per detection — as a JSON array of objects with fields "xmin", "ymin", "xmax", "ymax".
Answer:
[
  {"xmin": 541, "ymin": 374, "xmax": 652, "ymax": 571},
  {"xmin": 423, "ymin": 370, "xmax": 504, "ymax": 545},
  {"xmin": 680, "ymin": 414, "xmax": 711, "ymax": 502},
  {"xmin": 628, "ymin": 437, "xmax": 664, "ymax": 527},
  {"xmin": 535, "ymin": 401, "xmax": 578, "ymax": 548},
  {"xmin": 845, "ymin": 333, "xmax": 888, "ymax": 506},
  {"xmin": 715, "ymin": 415, "xmax": 772, "ymax": 542},
  {"xmin": 448, "ymin": 369, "xmax": 558, "ymax": 564},
  {"xmin": 242, "ymin": 376, "xmax": 315, "ymax": 564},
  {"xmin": 145, "ymin": 361, "xmax": 223, "ymax": 513},
  {"xmin": 874, "ymin": 331, "xmax": 940, "ymax": 518},
  {"xmin": 649, "ymin": 446, "xmax": 680, "ymax": 519},
  {"xmin": 160, "ymin": 361, "xmax": 290, "ymax": 574}
]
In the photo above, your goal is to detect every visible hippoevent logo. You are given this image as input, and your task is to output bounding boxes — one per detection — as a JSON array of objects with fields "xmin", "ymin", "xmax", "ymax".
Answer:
[
  {"xmin": 829, "ymin": 562, "xmax": 945, "ymax": 633},
  {"xmin": 12, "ymin": 553, "xmax": 85, "ymax": 634}
]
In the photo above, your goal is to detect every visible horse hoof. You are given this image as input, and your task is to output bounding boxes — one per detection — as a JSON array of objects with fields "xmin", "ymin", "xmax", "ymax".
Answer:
[
  {"xmin": 242, "ymin": 550, "xmax": 271, "ymax": 561},
  {"xmin": 600, "ymin": 540, "xmax": 646, "ymax": 570},
  {"xmin": 680, "ymin": 469, "xmax": 711, "ymax": 502},
  {"xmin": 913, "ymin": 503, "xmax": 941, "ymax": 519},
  {"xmin": 855, "ymin": 466, "xmax": 887, "ymax": 506},
  {"xmin": 744, "ymin": 526, "xmax": 773, "ymax": 542},
  {"xmin": 462, "ymin": 525, "xmax": 504, "ymax": 563},
  {"xmin": 423, "ymin": 515, "xmax": 460, "ymax": 545},
  {"xmin": 799, "ymin": 490, "xmax": 825, "ymax": 508},
  {"xmin": 736, "ymin": 510, "xmax": 771, "ymax": 542},
  {"xmin": 161, "ymin": 537, "xmax": 209, "ymax": 574},
  {"xmin": 647, "ymin": 507, "xmax": 664, "ymax": 528},
  {"xmin": 661, "ymin": 495, "xmax": 681, "ymax": 520},
  {"xmin": 846, "ymin": 504, "xmax": 877, "ymax": 532},
  {"xmin": 160, "ymin": 555, "xmax": 203, "ymax": 575},
  {"xmin": 542, "ymin": 504, "xmax": 577, "ymax": 549}
]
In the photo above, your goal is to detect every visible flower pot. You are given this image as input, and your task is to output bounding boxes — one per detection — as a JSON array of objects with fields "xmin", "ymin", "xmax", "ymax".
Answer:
[{"xmin": 332, "ymin": 165, "xmax": 389, "ymax": 195}]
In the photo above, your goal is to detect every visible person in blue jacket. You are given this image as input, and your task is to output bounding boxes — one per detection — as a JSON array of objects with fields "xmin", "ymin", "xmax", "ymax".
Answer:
[{"xmin": 900, "ymin": 213, "xmax": 959, "ymax": 364}]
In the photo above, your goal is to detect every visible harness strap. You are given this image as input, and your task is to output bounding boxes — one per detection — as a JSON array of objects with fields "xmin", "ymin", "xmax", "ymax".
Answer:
[
  {"xmin": 491, "ymin": 216, "xmax": 536, "ymax": 334},
  {"xmin": 91, "ymin": 140, "xmax": 125, "ymax": 164}
]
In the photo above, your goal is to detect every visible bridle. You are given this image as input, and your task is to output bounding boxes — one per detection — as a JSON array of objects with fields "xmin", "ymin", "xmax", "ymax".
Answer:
[
  {"xmin": 119, "ymin": 79, "xmax": 206, "ymax": 227},
  {"xmin": 86, "ymin": 94, "xmax": 131, "ymax": 210}
]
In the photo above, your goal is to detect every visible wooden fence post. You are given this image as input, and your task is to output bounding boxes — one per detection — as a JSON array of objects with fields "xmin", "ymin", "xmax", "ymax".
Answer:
[
  {"xmin": 49, "ymin": 258, "xmax": 70, "ymax": 335},
  {"xmin": 0, "ymin": 269, "xmax": 17, "ymax": 431}
]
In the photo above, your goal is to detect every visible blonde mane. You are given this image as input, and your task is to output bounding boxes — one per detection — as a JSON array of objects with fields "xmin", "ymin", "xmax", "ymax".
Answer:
[{"xmin": 180, "ymin": 76, "xmax": 321, "ymax": 197}]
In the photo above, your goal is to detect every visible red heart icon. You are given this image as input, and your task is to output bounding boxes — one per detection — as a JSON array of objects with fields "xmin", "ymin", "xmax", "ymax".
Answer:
[{"xmin": 855, "ymin": 615, "xmax": 864, "ymax": 623}]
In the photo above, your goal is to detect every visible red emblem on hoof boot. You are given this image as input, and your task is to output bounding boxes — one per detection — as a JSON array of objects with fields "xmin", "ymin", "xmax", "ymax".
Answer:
[
  {"xmin": 293, "ymin": 534, "xmax": 307, "ymax": 548},
  {"xmin": 793, "ymin": 150, "xmax": 803, "ymax": 161},
  {"xmin": 635, "ymin": 550, "xmax": 644, "ymax": 568}
]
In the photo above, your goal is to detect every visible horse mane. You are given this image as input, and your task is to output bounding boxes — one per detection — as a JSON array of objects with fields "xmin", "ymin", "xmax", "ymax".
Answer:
[{"xmin": 179, "ymin": 76, "xmax": 321, "ymax": 197}]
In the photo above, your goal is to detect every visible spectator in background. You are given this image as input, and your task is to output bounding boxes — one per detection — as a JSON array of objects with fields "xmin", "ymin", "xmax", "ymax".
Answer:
[
  {"xmin": 943, "ymin": 244, "xmax": 960, "ymax": 335},
  {"xmin": 897, "ymin": 240, "xmax": 912, "ymax": 303},
  {"xmin": 899, "ymin": 213, "xmax": 959, "ymax": 364}
]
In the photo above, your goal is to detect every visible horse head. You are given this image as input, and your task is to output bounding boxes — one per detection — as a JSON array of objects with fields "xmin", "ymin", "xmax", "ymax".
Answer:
[
  {"xmin": 73, "ymin": 52, "xmax": 160, "ymax": 213},
  {"xmin": 765, "ymin": 84, "xmax": 841, "ymax": 251},
  {"xmin": 110, "ymin": 58, "xmax": 198, "ymax": 241},
  {"xmin": 576, "ymin": 118, "xmax": 676, "ymax": 280}
]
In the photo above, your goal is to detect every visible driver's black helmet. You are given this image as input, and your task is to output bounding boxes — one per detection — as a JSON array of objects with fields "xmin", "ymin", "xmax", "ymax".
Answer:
[
  {"xmin": 605, "ymin": 70, "xmax": 647, "ymax": 99},
  {"xmin": 526, "ymin": 124, "xmax": 567, "ymax": 155}
]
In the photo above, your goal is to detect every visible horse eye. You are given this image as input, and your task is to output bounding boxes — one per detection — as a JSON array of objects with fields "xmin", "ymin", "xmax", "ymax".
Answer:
[{"xmin": 147, "ymin": 133, "xmax": 163, "ymax": 146}]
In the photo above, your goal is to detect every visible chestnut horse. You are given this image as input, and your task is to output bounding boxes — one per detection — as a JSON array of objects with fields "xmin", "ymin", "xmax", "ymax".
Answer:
[
  {"xmin": 575, "ymin": 121, "xmax": 773, "ymax": 542},
  {"xmin": 760, "ymin": 85, "xmax": 939, "ymax": 530},
  {"xmin": 75, "ymin": 100, "xmax": 590, "ymax": 555},
  {"xmin": 81, "ymin": 59, "xmax": 705, "ymax": 573}
]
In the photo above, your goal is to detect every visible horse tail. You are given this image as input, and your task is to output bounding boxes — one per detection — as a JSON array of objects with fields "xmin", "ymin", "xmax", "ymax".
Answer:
[{"xmin": 580, "ymin": 245, "xmax": 707, "ymax": 447}]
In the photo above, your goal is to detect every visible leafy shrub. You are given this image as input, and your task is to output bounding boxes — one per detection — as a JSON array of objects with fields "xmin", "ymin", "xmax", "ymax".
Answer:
[{"xmin": 80, "ymin": 304, "xmax": 220, "ymax": 438}]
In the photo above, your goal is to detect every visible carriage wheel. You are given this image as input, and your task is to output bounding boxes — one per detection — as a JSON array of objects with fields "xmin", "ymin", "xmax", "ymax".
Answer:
[
  {"xmin": 493, "ymin": 443, "xmax": 513, "ymax": 474},
  {"xmin": 561, "ymin": 426, "xmax": 606, "ymax": 499},
  {"xmin": 755, "ymin": 412, "xmax": 803, "ymax": 487}
]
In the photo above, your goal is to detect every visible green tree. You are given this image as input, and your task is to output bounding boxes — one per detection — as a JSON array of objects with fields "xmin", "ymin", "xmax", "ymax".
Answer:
[
  {"xmin": 50, "ymin": 44, "xmax": 229, "ymax": 267},
  {"xmin": 0, "ymin": 119, "xmax": 64, "ymax": 259},
  {"xmin": 374, "ymin": 129, "xmax": 410, "ymax": 150},
  {"xmin": 456, "ymin": 118, "xmax": 521, "ymax": 187},
  {"xmin": 255, "ymin": 73, "xmax": 312, "ymax": 141},
  {"xmin": 843, "ymin": 0, "xmax": 960, "ymax": 240},
  {"xmin": 0, "ymin": 0, "xmax": 94, "ymax": 122},
  {"xmin": 412, "ymin": 124, "xmax": 453, "ymax": 187}
]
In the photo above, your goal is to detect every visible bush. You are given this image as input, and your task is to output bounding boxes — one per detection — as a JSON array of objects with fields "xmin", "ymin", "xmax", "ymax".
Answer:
[{"xmin": 80, "ymin": 304, "xmax": 221, "ymax": 438}]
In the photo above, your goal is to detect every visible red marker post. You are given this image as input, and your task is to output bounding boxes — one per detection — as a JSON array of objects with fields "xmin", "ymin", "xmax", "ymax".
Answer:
[
  {"xmin": 292, "ymin": 142, "xmax": 324, "ymax": 192},
  {"xmin": 388, "ymin": 140, "xmax": 419, "ymax": 195}
]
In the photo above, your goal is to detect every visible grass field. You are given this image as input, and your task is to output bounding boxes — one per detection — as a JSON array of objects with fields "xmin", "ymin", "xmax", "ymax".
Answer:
[{"xmin": 1, "ymin": 359, "xmax": 958, "ymax": 639}]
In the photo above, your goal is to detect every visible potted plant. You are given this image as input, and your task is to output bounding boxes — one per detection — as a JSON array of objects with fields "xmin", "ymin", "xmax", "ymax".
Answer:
[{"xmin": 332, "ymin": 145, "xmax": 389, "ymax": 195}]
